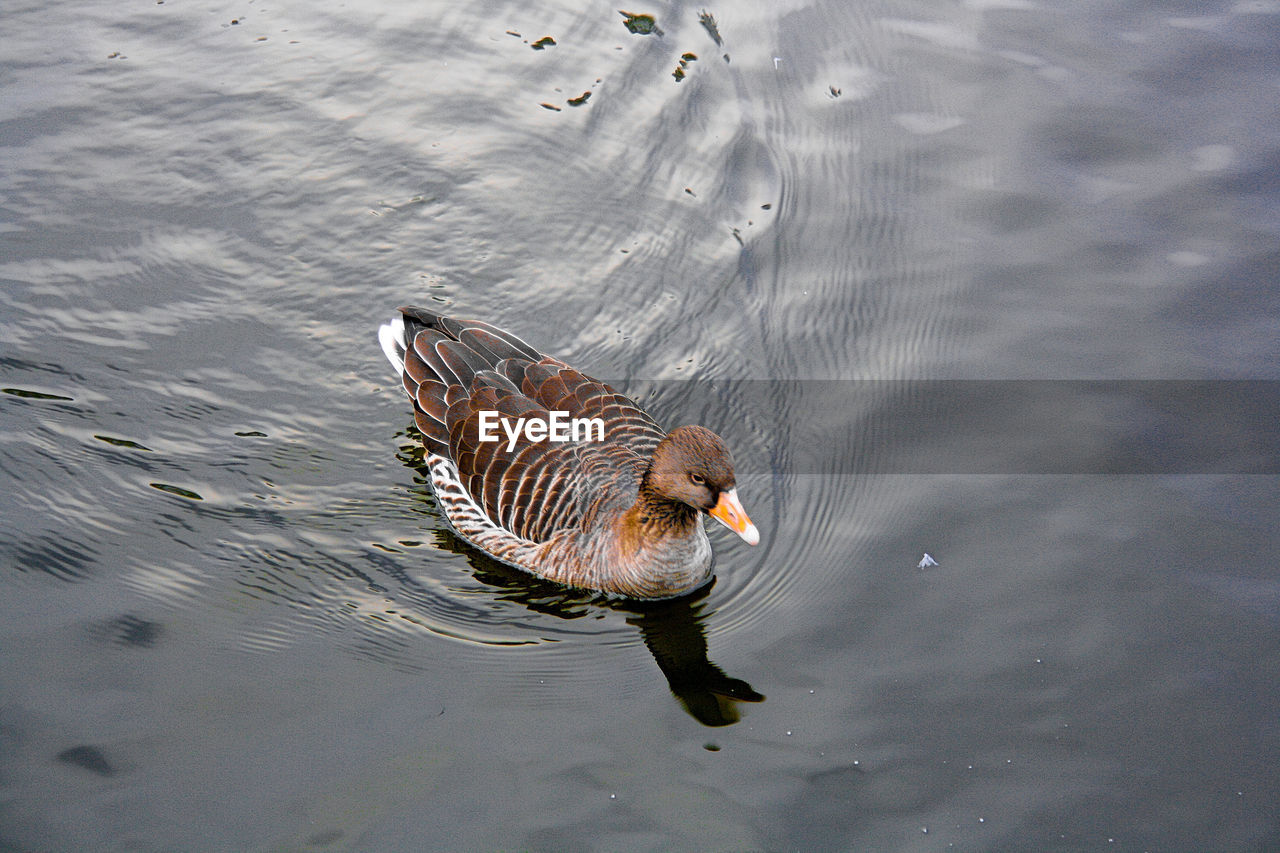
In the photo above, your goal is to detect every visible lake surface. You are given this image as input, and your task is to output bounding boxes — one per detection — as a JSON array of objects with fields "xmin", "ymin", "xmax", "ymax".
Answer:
[{"xmin": 3, "ymin": 0, "xmax": 1279, "ymax": 849}]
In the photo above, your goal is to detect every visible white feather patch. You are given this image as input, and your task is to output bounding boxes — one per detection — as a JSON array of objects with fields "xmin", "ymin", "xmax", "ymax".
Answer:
[{"xmin": 377, "ymin": 316, "xmax": 407, "ymax": 374}]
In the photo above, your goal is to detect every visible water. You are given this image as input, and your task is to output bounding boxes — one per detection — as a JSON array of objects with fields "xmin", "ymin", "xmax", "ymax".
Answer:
[{"xmin": 3, "ymin": 0, "xmax": 1279, "ymax": 849}]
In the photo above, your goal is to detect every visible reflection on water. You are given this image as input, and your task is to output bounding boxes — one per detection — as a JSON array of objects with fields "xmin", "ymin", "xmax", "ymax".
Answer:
[{"xmin": 627, "ymin": 592, "xmax": 765, "ymax": 727}]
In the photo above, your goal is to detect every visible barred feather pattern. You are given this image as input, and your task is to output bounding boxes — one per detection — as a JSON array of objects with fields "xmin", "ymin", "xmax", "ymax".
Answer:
[{"xmin": 380, "ymin": 306, "xmax": 737, "ymax": 599}]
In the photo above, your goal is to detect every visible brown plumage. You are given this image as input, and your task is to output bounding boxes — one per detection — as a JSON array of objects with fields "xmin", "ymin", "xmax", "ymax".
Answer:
[{"xmin": 378, "ymin": 306, "xmax": 759, "ymax": 599}]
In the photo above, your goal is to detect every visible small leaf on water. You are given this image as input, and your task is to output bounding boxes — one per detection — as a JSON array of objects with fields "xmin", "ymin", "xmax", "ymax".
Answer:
[
  {"xmin": 619, "ymin": 11, "xmax": 662, "ymax": 35},
  {"xmin": 2, "ymin": 387, "xmax": 74, "ymax": 401},
  {"xmin": 94, "ymin": 435, "xmax": 153, "ymax": 451},
  {"xmin": 698, "ymin": 11, "xmax": 722, "ymax": 46},
  {"xmin": 150, "ymin": 483, "xmax": 204, "ymax": 500}
]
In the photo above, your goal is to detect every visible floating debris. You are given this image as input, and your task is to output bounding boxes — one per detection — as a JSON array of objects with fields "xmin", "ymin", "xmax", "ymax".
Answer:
[
  {"xmin": 539, "ymin": 102, "xmax": 562, "ymax": 111},
  {"xmin": 2, "ymin": 387, "xmax": 74, "ymax": 400},
  {"xmin": 918, "ymin": 553, "xmax": 939, "ymax": 569},
  {"xmin": 531, "ymin": 36, "xmax": 556, "ymax": 50},
  {"xmin": 150, "ymin": 483, "xmax": 204, "ymax": 500},
  {"xmin": 698, "ymin": 10, "xmax": 723, "ymax": 46},
  {"xmin": 235, "ymin": 430, "xmax": 267, "ymax": 437},
  {"xmin": 567, "ymin": 90, "xmax": 591, "ymax": 106},
  {"xmin": 672, "ymin": 51, "xmax": 696, "ymax": 80},
  {"xmin": 94, "ymin": 435, "xmax": 152, "ymax": 451},
  {"xmin": 619, "ymin": 10, "xmax": 662, "ymax": 35},
  {"xmin": 104, "ymin": 614, "xmax": 161, "ymax": 648},
  {"xmin": 57, "ymin": 746, "xmax": 115, "ymax": 777}
]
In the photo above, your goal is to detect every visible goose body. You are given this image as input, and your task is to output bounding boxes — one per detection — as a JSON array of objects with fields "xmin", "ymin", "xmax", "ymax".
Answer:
[{"xmin": 378, "ymin": 307, "xmax": 758, "ymax": 599}]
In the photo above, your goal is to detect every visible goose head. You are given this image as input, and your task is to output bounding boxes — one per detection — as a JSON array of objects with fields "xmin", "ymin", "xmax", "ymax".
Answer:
[{"xmin": 645, "ymin": 425, "xmax": 760, "ymax": 545}]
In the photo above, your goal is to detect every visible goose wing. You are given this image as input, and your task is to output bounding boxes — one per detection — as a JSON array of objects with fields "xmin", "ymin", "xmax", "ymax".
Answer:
[{"xmin": 385, "ymin": 306, "xmax": 667, "ymax": 542}]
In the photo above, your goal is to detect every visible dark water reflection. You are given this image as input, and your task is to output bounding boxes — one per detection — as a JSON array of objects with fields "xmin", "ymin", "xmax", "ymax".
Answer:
[
  {"xmin": 444, "ymin": 529, "xmax": 767, "ymax": 726},
  {"xmin": 4, "ymin": 0, "xmax": 1280, "ymax": 848},
  {"xmin": 627, "ymin": 592, "xmax": 766, "ymax": 727}
]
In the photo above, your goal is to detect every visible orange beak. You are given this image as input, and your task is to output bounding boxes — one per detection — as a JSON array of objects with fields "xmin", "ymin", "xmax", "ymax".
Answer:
[{"xmin": 708, "ymin": 488, "xmax": 760, "ymax": 545}]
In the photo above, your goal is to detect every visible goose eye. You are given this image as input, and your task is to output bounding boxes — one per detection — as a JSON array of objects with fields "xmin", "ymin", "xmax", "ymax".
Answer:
[{"xmin": 689, "ymin": 473, "xmax": 706, "ymax": 486}]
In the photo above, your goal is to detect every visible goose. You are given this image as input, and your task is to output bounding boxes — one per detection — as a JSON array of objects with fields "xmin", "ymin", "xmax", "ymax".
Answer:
[{"xmin": 378, "ymin": 307, "xmax": 758, "ymax": 599}]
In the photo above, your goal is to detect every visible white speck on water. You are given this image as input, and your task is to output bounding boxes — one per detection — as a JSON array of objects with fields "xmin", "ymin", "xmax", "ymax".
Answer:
[
  {"xmin": 1168, "ymin": 250, "xmax": 1210, "ymax": 267},
  {"xmin": 1190, "ymin": 143, "xmax": 1236, "ymax": 172},
  {"xmin": 893, "ymin": 112, "xmax": 965, "ymax": 135},
  {"xmin": 773, "ymin": 56, "xmax": 781, "ymax": 68},
  {"xmin": 918, "ymin": 553, "xmax": 938, "ymax": 568}
]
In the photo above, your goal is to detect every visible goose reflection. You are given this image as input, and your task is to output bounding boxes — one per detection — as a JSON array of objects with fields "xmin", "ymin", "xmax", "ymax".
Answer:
[
  {"xmin": 436, "ymin": 528, "xmax": 765, "ymax": 727},
  {"xmin": 624, "ymin": 589, "xmax": 765, "ymax": 726}
]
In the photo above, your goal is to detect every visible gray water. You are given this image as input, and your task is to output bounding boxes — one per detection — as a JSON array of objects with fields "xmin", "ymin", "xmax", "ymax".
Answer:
[{"xmin": 3, "ymin": 0, "xmax": 1279, "ymax": 850}]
